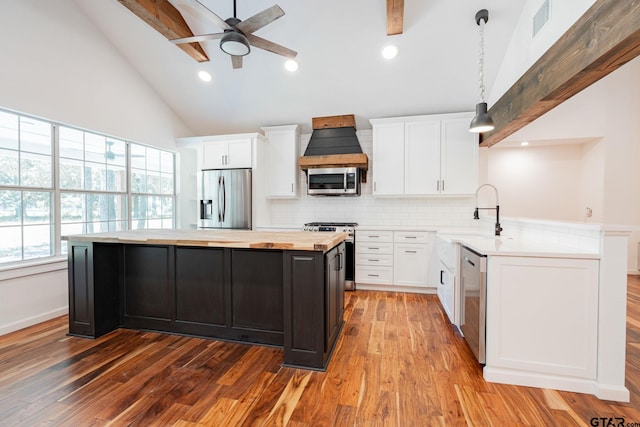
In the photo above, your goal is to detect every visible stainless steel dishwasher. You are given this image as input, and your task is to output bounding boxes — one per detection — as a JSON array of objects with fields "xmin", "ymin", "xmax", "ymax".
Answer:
[{"xmin": 460, "ymin": 245, "xmax": 487, "ymax": 364}]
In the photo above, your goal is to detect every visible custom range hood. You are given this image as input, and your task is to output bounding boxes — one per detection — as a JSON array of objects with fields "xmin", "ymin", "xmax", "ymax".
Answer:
[{"xmin": 298, "ymin": 114, "xmax": 369, "ymax": 181}]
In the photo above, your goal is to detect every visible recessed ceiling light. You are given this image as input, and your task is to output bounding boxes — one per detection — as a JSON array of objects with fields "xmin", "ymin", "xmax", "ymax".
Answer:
[
  {"xmin": 521, "ymin": 141, "xmax": 529, "ymax": 146},
  {"xmin": 285, "ymin": 59, "xmax": 299, "ymax": 72},
  {"xmin": 198, "ymin": 70, "xmax": 212, "ymax": 82},
  {"xmin": 382, "ymin": 45, "xmax": 398, "ymax": 59}
]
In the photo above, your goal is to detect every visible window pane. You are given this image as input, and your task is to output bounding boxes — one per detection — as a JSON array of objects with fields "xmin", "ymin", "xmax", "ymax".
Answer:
[
  {"xmin": 160, "ymin": 151, "xmax": 174, "ymax": 174},
  {"xmin": 85, "ymin": 133, "xmax": 107, "ymax": 163},
  {"xmin": 23, "ymin": 191, "xmax": 51, "ymax": 224},
  {"xmin": 106, "ymin": 166, "xmax": 126, "ymax": 192},
  {"xmin": 0, "ymin": 111, "xmax": 18, "ymax": 150},
  {"xmin": 86, "ymin": 220, "xmax": 109, "ymax": 234},
  {"xmin": 161, "ymin": 196, "xmax": 173, "ymax": 217},
  {"xmin": 131, "ymin": 169, "xmax": 145, "ymax": 193},
  {"xmin": 61, "ymin": 222, "xmax": 86, "ymax": 237},
  {"xmin": 60, "ymin": 158, "xmax": 84, "ymax": 190},
  {"xmin": 147, "ymin": 196, "xmax": 161, "ymax": 219},
  {"xmin": 20, "ymin": 152, "xmax": 51, "ymax": 187},
  {"xmin": 130, "ymin": 144, "xmax": 146, "ymax": 169},
  {"xmin": 0, "ymin": 148, "xmax": 19, "ymax": 186},
  {"xmin": 87, "ymin": 194, "xmax": 109, "ymax": 223},
  {"xmin": 132, "ymin": 219, "xmax": 147, "ymax": 230},
  {"xmin": 0, "ymin": 190, "xmax": 21, "ymax": 225},
  {"xmin": 85, "ymin": 162, "xmax": 106, "ymax": 191},
  {"xmin": 108, "ymin": 194, "xmax": 127, "ymax": 223},
  {"xmin": 147, "ymin": 171, "xmax": 161, "ymax": 194},
  {"xmin": 61, "ymin": 193, "xmax": 84, "ymax": 223},
  {"xmin": 23, "ymin": 224, "xmax": 52, "ymax": 259},
  {"xmin": 146, "ymin": 147, "xmax": 161, "ymax": 172},
  {"xmin": 160, "ymin": 173, "xmax": 174, "ymax": 194},
  {"xmin": 20, "ymin": 117, "xmax": 51, "ymax": 155},
  {"xmin": 59, "ymin": 127, "xmax": 84, "ymax": 160},
  {"xmin": 106, "ymin": 138, "xmax": 126, "ymax": 166},
  {"xmin": 0, "ymin": 226, "xmax": 22, "ymax": 262},
  {"xmin": 148, "ymin": 219, "xmax": 162, "ymax": 228}
]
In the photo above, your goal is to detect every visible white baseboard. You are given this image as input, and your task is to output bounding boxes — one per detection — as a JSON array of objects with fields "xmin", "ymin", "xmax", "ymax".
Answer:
[
  {"xmin": 0, "ymin": 306, "xmax": 68, "ymax": 336},
  {"xmin": 355, "ymin": 283, "xmax": 436, "ymax": 294}
]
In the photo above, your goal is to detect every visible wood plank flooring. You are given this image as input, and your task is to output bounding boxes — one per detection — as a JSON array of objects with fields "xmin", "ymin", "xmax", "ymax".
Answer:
[{"xmin": 1, "ymin": 276, "xmax": 640, "ymax": 426}]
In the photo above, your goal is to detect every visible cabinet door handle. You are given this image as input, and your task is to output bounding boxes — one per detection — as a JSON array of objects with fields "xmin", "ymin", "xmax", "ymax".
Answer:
[
  {"xmin": 440, "ymin": 270, "xmax": 444, "ymax": 285},
  {"xmin": 374, "ymin": 182, "xmax": 377, "ymax": 192},
  {"xmin": 442, "ymin": 180, "xmax": 445, "ymax": 191},
  {"xmin": 437, "ymin": 180, "xmax": 440, "ymax": 191},
  {"xmin": 291, "ymin": 183, "xmax": 294, "ymax": 192}
]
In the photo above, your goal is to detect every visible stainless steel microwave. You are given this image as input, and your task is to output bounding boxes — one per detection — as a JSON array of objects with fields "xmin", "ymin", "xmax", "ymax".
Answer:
[{"xmin": 307, "ymin": 167, "xmax": 361, "ymax": 196}]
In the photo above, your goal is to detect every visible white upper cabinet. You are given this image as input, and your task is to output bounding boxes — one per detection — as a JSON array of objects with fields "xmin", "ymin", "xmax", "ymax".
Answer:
[
  {"xmin": 371, "ymin": 113, "xmax": 478, "ymax": 196},
  {"xmin": 261, "ymin": 125, "xmax": 300, "ymax": 198},
  {"xmin": 371, "ymin": 122, "xmax": 404, "ymax": 195},
  {"xmin": 200, "ymin": 138, "xmax": 252, "ymax": 170}
]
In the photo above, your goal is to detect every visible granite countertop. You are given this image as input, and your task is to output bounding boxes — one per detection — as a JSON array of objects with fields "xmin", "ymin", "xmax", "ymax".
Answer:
[{"xmin": 64, "ymin": 229, "xmax": 348, "ymax": 252}]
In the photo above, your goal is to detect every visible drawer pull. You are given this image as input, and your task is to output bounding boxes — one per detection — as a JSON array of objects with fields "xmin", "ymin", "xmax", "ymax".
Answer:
[
  {"xmin": 405, "ymin": 250, "xmax": 417, "ymax": 254},
  {"xmin": 405, "ymin": 236, "xmax": 418, "ymax": 239},
  {"xmin": 368, "ymin": 247, "xmax": 380, "ymax": 250},
  {"xmin": 367, "ymin": 274, "xmax": 380, "ymax": 277},
  {"xmin": 368, "ymin": 235, "xmax": 380, "ymax": 238},
  {"xmin": 368, "ymin": 259, "xmax": 380, "ymax": 262}
]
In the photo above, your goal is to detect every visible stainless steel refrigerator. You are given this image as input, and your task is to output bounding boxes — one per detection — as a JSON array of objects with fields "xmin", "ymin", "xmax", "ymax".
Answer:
[{"xmin": 199, "ymin": 169, "xmax": 252, "ymax": 229}]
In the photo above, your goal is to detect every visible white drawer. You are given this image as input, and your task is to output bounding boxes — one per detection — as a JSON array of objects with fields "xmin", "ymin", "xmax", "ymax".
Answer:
[
  {"xmin": 357, "ymin": 230, "xmax": 394, "ymax": 242},
  {"xmin": 356, "ymin": 242, "xmax": 394, "ymax": 255},
  {"xmin": 356, "ymin": 265, "xmax": 393, "ymax": 285},
  {"xmin": 356, "ymin": 253, "xmax": 393, "ymax": 266},
  {"xmin": 394, "ymin": 231, "xmax": 432, "ymax": 244}
]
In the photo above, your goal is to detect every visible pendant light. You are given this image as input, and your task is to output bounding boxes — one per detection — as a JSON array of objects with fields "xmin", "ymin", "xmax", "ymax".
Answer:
[{"xmin": 469, "ymin": 9, "xmax": 495, "ymax": 133}]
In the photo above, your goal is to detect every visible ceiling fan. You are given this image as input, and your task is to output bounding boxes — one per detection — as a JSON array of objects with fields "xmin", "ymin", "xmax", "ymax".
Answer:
[{"xmin": 171, "ymin": 0, "xmax": 297, "ymax": 69}]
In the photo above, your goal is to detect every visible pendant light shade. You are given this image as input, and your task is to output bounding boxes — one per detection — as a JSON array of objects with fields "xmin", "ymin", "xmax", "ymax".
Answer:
[
  {"xmin": 220, "ymin": 31, "xmax": 250, "ymax": 56},
  {"xmin": 469, "ymin": 102, "xmax": 494, "ymax": 133},
  {"xmin": 469, "ymin": 9, "xmax": 495, "ymax": 134}
]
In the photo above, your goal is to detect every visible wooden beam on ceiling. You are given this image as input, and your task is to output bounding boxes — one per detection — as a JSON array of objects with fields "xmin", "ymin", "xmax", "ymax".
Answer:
[
  {"xmin": 481, "ymin": 0, "xmax": 640, "ymax": 148},
  {"xmin": 117, "ymin": 0, "xmax": 209, "ymax": 63},
  {"xmin": 386, "ymin": 0, "xmax": 404, "ymax": 35}
]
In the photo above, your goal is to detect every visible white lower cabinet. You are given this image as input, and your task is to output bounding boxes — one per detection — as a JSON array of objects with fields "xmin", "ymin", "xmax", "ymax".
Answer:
[
  {"xmin": 356, "ymin": 231, "xmax": 394, "ymax": 286},
  {"xmin": 393, "ymin": 231, "xmax": 433, "ymax": 290},
  {"xmin": 484, "ymin": 256, "xmax": 599, "ymax": 381},
  {"xmin": 356, "ymin": 230, "xmax": 434, "ymax": 293}
]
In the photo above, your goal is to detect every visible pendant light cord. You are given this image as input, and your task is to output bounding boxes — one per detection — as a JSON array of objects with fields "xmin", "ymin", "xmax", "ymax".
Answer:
[
  {"xmin": 478, "ymin": 18, "xmax": 486, "ymax": 103},
  {"xmin": 233, "ymin": 0, "xmax": 237, "ymax": 18}
]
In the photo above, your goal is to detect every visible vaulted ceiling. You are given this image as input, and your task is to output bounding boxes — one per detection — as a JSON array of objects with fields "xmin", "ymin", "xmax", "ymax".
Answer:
[{"xmin": 74, "ymin": 0, "xmax": 527, "ymax": 136}]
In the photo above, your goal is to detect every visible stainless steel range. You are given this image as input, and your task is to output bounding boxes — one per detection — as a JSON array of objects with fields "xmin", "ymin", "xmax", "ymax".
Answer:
[{"xmin": 303, "ymin": 222, "xmax": 357, "ymax": 290}]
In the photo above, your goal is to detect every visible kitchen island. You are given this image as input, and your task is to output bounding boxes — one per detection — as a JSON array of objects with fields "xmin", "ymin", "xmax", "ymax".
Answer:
[{"xmin": 66, "ymin": 229, "xmax": 347, "ymax": 370}]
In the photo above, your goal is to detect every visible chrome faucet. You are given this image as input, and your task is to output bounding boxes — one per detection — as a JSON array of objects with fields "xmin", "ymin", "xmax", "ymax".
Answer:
[{"xmin": 474, "ymin": 183, "xmax": 503, "ymax": 236}]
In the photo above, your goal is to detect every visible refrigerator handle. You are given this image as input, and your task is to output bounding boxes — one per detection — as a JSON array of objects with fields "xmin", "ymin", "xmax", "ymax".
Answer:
[
  {"xmin": 217, "ymin": 176, "xmax": 223, "ymax": 222},
  {"xmin": 222, "ymin": 176, "xmax": 227, "ymax": 222}
]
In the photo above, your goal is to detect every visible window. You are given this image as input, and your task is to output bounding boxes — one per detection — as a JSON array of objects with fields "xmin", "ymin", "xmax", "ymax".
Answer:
[
  {"xmin": 0, "ymin": 111, "xmax": 54, "ymax": 262},
  {"xmin": 0, "ymin": 108, "xmax": 176, "ymax": 266},
  {"xmin": 130, "ymin": 143, "xmax": 175, "ymax": 229}
]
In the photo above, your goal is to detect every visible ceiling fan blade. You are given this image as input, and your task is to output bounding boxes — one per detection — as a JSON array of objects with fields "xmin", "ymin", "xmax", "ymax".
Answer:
[
  {"xmin": 179, "ymin": 0, "xmax": 232, "ymax": 31},
  {"xmin": 236, "ymin": 5, "xmax": 285, "ymax": 34},
  {"xmin": 171, "ymin": 32, "xmax": 225, "ymax": 45},
  {"xmin": 246, "ymin": 34, "xmax": 297, "ymax": 59},
  {"xmin": 231, "ymin": 55, "xmax": 243, "ymax": 69}
]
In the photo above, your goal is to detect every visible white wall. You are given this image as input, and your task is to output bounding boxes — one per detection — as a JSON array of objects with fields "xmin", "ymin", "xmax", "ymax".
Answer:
[
  {"xmin": 489, "ymin": 0, "xmax": 595, "ymax": 105},
  {"xmin": 0, "ymin": 0, "xmax": 193, "ymax": 335}
]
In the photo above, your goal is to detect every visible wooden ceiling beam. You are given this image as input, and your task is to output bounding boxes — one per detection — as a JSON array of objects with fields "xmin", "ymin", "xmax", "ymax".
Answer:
[
  {"xmin": 386, "ymin": 0, "xmax": 404, "ymax": 35},
  {"xmin": 117, "ymin": 0, "xmax": 209, "ymax": 63},
  {"xmin": 481, "ymin": 0, "xmax": 640, "ymax": 147}
]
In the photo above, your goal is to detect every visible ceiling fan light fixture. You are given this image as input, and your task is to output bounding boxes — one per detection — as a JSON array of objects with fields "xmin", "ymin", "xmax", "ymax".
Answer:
[
  {"xmin": 469, "ymin": 102, "xmax": 495, "ymax": 133},
  {"xmin": 220, "ymin": 31, "xmax": 250, "ymax": 56}
]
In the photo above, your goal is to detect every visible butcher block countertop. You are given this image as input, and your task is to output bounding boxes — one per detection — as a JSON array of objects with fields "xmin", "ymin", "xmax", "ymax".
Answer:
[{"xmin": 64, "ymin": 229, "xmax": 348, "ymax": 252}]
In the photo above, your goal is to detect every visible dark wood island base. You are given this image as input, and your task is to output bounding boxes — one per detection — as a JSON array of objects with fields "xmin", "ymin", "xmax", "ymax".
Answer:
[{"xmin": 66, "ymin": 230, "xmax": 346, "ymax": 371}]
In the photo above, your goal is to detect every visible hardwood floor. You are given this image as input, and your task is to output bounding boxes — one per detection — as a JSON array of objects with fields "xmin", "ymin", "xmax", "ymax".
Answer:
[{"xmin": 1, "ymin": 277, "xmax": 640, "ymax": 426}]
